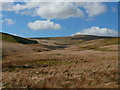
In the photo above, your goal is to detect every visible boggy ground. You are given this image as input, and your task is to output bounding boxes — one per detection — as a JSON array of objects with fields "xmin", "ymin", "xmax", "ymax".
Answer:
[{"xmin": 1, "ymin": 35, "xmax": 120, "ymax": 88}]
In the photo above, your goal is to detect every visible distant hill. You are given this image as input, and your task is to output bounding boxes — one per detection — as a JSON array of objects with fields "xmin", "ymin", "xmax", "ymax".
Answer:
[
  {"xmin": 1, "ymin": 32, "xmax": 119, "ymax": 59},
  {"xmin": 1, "ymin": 32, "xmax": 119, "ymax": 46},
  {"xmin": 0, "ymin": 32, "xmax": 38, "ymax": 44},
  {"xmin": 32, "ymin": 34, "xmax": 119, "ymax": 45}
]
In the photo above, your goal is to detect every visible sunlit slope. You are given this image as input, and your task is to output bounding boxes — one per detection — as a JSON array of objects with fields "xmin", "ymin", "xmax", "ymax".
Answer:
[
  {"xmin": 33, "ymin": 35, "xmax": 118, "ymax": 45},
  {"xmin": 0, "ymin": 32, "xmax": 38, "ymax": 44}
]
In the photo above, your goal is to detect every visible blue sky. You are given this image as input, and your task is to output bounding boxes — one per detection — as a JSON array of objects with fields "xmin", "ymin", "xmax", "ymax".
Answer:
[{"xmin": 1, "ymin": 2, "xmax": 118, "ymax": 37}]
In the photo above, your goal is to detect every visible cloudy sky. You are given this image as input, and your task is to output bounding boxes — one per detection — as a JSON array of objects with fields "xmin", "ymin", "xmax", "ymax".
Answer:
[{"xmin": 0, "ymin": 1, "xmax": 118, "ymax": 37}]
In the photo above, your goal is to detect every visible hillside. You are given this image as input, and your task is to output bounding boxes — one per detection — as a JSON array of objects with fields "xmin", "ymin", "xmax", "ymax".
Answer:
[
  {"xmin": 2, "ymin": 33, "xmax": 119, "ymax": 88},
  {"xmin": 0, "ymin": 32, "xmax": 50, "ymax": 57},
  {"xmin": 1, "ymin": 32, "xmax": 119, "ymax": 62},
  {"xmin": 1, "ymin": 32, "xmax": 119, "ymax": 46},
  {"xmin": 32, "ymin": 34, "xmax": 119, "ymax": 50},
  {"xmin": 1, "ymin": 33, "xmax": 119, "ymax": 52},
  {"xmin": 0, "ymin": 32, "xmax": 38, "ymax": 44}
]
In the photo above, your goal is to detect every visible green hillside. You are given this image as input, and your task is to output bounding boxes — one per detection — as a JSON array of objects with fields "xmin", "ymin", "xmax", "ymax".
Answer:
[{"xmin": 0, "ymin": 32, "xmax": 38, "ymax": 44}]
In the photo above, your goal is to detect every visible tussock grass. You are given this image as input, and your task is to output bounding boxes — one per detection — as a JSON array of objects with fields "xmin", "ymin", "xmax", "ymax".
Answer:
[
  {"xmin": 31, "ymin": 60, "xmax": 63, "ymax": 66},
  {"xmin": 2, "ymin": 67, "xmax": 119, "ymax": 88}
]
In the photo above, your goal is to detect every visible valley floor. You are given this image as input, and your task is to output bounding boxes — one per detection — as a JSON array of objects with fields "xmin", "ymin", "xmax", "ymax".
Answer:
[{"xmin": 2, "ymin": 47, "xmax": 119, "ymax": 88}]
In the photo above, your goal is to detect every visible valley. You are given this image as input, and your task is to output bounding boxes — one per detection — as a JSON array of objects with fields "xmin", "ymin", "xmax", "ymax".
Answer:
[{"xmin": 1, "ymin": 33, "xmax": 119, "ymax": 88}]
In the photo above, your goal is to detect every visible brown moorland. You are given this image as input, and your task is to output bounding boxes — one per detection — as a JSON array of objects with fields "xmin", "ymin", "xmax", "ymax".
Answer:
[{"xmin": 1, "ymin": 33, "xmax": 119, "ymax": 88}]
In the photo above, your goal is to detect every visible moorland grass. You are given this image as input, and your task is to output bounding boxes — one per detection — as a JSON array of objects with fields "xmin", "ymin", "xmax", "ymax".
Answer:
[{"xmin": 0, "ymin": 32, "xmax": 38, "ymax": 44}]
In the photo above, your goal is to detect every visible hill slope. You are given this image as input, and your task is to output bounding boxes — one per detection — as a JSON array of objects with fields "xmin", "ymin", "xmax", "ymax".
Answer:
[
  {"xmin": 0, "ymin": 32, "xmax": 38, "ymax": 44},
  {"xmin": 2, "ymin": 33, "xmax": 119, "ymax": 88},
  {"xmin": 32, "ymin": 35, "xmax": 119, "ymax": 48},
  {"xmin": 1, "ymin": 32, "xmax": 119, "ymax": 57}
]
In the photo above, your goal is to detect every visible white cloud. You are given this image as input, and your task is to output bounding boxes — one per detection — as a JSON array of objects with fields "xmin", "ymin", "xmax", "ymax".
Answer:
[
  {"xmin": 76, "ymin": 2, "xmax": 107, "ymax": 17},
  {"xmin": 0, "ymin": 2, "xmax": 13, "ymax": 11},
  {"xmin": 0, "ymin": 18, "xmax": 15, "ymax": 28},
  {"xmin": 1, "ymin": 2, "xmax": 107, "ymax": 19},
  {"xmin": 2, "ymin": 0, "xmax": 119, "ymax": 2},
  {"xmin": 16, "ymin": 9, "xmax": 38, "ymax": 17},
  {"xmin": 72, "ymin": 26, "xmax": 118, "ymax": 36},
  {"xmin": 4, "ymin": 18, "xmax": 16, "ymax": 25},
  {"xmin": 0, "ymin": 2, "xmax": 40, "ymax": 11},
  {"xmin": 28, "ymin": 20, "xmax": 61, "ymax": 30},
  {"xmin": 36, "ymin": 2, "xmax": 84, "ymax": 19}
]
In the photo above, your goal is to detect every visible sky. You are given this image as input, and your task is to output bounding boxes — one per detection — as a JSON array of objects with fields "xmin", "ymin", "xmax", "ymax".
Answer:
[{"xmin": 0, "ymin": 1, "xmax": 119, "ymax": 37}]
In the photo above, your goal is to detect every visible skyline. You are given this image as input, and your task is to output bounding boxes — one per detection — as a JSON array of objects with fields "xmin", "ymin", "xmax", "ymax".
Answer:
[{"xmin": 0, "ymin": 2, "xmax": 119, "ymax": 37}]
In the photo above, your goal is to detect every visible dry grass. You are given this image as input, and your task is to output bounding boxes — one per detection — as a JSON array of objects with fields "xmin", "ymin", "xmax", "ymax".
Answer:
[
  {"xmin": 1, "ymin": 35, "xmax": 119, "ymax": 88},
  {"xmin": 2, "ymin": 54, "xmax": 119, "ymax": 88}
]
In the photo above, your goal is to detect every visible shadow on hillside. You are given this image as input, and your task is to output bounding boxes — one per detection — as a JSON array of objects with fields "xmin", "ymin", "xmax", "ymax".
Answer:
[
  {"xmin": 13, "ymin": 36, "xmax": 38, "ymax": 44},
  {"xmin": 71, "ymin": 36, "xmax": 113, "ymax": 41},
  {"xmin": 43, "ymin": 44, "xmax": 69, "ymax": 50}
]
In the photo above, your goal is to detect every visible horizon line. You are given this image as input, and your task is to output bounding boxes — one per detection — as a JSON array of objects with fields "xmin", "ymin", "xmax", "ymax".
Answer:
[{"xmin": 1, "ymin": 32, "xmax": 119, "ymax": 38}]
